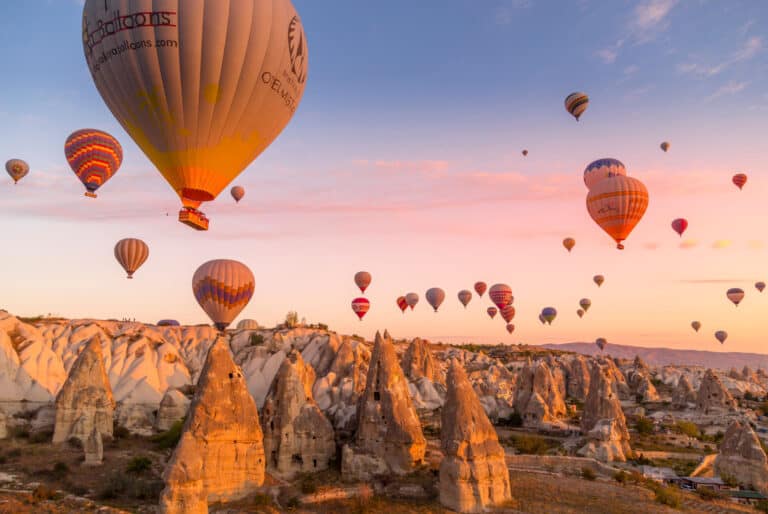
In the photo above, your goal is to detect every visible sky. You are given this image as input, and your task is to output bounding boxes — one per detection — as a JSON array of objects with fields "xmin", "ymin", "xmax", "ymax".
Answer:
[{"xmin": 0, "ymin": 0, "xmax": 767, "ymax": 351}]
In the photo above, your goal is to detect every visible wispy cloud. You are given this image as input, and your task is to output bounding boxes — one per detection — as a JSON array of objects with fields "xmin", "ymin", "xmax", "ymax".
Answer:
[
  {"xmin": 679, "ymin": 239, "xmax": 699, "ymax": 249},
  {"xmin": 596, "ymin": 0, "xmax": 677, "ymax": 64},
  {"xmin": 494, "ymin": 1, "xmax": 532, "ymax": 25},
  {"xmin": 712, "ymin": 240, "xmax": 732, "ymax": 249},
  {"xmin": 678, "ymin": 36, "xmax": 763, "ymax": 77},
  {"xmin": 706, "ymin": 81, "xmax": 750, "ymax": 102},
  {"xmin": 678, "ymin": 278, "xmax": 748, "ymax": 284},
  {"xmin": 597, "ymin": 47, "xmax": 620, "ymax": 64}
]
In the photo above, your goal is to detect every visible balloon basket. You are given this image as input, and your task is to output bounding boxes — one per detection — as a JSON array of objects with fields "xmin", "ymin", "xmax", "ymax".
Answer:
[
  {"xmin": 85, "ymin": 192, "xmax": 97, "ymax": 198},
  {"xmin": 179, "ymin": 208, "xmax": 209, "ymax": 231}
]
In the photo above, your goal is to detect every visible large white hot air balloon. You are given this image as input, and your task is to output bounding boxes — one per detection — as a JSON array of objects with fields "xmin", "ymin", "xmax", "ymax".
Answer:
[{"xmin": 82, "ymin": 0, "xmax": 309, "ymax": 230}]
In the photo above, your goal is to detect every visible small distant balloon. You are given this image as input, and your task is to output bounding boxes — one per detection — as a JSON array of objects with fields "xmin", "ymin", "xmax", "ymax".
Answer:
[
  {"xmin": 538, "ymin": 313, "xmax": 546, "ymax": 325},
  {"xmin": 354, "ymin": 271, "xmax": 372, "ymax": 294},
  {"xmin": 660, "ymin": 141, "xmax": 670, "ymax": 152},
  {"xmin": 474, "ymin": 282, "xmax": 487, "ymax": 297},
  {"xmin": 458, "ymin": 290, "xmax": 472, "ymax": 308},
  {"xmin": 157, "ymin": 319, "xmax": 180, "ymax": 327},
  {"xmin": 565, "ymin": 92, "xmax": 589, "ymax": 121},
  {"xmin": 396, "ymin": 296, "xmax": 408, "ymax": 313},
  {"xmin": 577, "ymin": 309, "xmax": 584, "ymax": 318},
  {"xmin": 406, "ymin": 293, "xmax": 419, "ymax": 310},
  {"xmin": 715, "ymin": 330, "xmax": 728, "ymax": 344},
  {"xmin": 755, "ymin": 282, "xmax": 765, "ymax": 293},
  {"xmin": 506, "ymin": 323, "xmax": 515, "ymax": 334},
  {"xmin": 487, "ymin": 307, "xmax": 498, "ymax": 320},
  {"xmin": 593, "ymin": 275, "xmax": 605, "ymax": 287},
  {"xmin": 230, "ymin": 186, "xmax": 245, "ymax": 203},
  {"xmin": 522, "ymin": 149, "xmax": 528, "ymax": 156},
  {"xmin": 351, "ymin": 297, "xmax": 370, "ymax": 320},
  {"xmin": 500, "ymin": 305, "xmax": 516, "ymax": 323},
  {"xmin": 114, "ymin": 238, "xmax": 149, "ymax": 279},
  {"xmin": 691, "ymin": 321, "xmax": 701, "ymax": 332},
  {"xmin": 489, "ymin": 283, "xmax": 513, "ymax": 310},
  {"xmin": 732, "ymin": 173, "xmax": 747, "ymax": 190},
  {"xmin": 579, "ymin": 298, "xmax": 591, "ymax": 312},
  {"xmin": 595, "ymin": 338, "xmax": 607, "ymax": 351},
  {"xmin": 671, "ymin": 218, "xmax": 688, "ymax": 237},
  {"xmin": 5, "ymin": 159, "xmax": 29, "ymax": 184},
  {"xmin": 426, "ymin": 288, "xmax": 446, "ymax": 312},
  {"xmin": 583, "ymin": 158, "xmax": 626, "ymax": 190},
  {"xmin": 726, "ymin": 288, "xmax": 744, "ymax": 306},
  {"xmin": 563, "ymin": 238, "xmax": 576, "ymax": 253},
  {"xmin": 541, "ymin": 307, "xmax": 557, "ymax": 325}
]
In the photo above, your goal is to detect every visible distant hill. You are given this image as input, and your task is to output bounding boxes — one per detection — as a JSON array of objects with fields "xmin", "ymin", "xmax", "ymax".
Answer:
[{"xmin": 541, "ymin": 342, "xmax": 768, "ymax": 371}]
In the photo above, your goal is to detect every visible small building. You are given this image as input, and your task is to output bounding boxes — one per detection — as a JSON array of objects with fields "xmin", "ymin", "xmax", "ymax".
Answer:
[
  {"xmin": 641, "ymin": 466, "xmax": 679, "ymax": 485},
  {"xmin": 728, "ymin": 490, "xmax": 768, "ymax": 505},
  {"xmin": 678, "ymin": 477, "xmax": 733, "ymax": 492}
]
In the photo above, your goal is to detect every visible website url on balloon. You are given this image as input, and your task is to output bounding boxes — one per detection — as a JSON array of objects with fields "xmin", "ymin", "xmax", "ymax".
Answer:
[{"xmin": 89, "ymin": 38, "xmax": 179, "ymax": 72}]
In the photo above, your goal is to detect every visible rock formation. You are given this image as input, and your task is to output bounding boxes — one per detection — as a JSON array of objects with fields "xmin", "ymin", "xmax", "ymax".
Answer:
[
  {"xmin": 715, "ymin": 421, "xmax": 768, "ymax": 493},
  {"xmin": 672, "ymin": 375, "xmax": 696, "ymax": 409},
  {"xmin": 439, "ymin": 360, "xmax": 511, "ymax": 513},
  {"xmin": 155, "ymin": 389, "xmax": 191, "ymax": 431},
  {"xmin": 402, "ymin": 338, "xmax": 441, "ymax": 383},
  {"xmin": 83, "ymin": 426, "xmax": 103, "ymax": 466},
  {"xmin": 341, "ymin": 331, "xmax": 426, "ymax": 480},
  {"xmin": 0, "ymin": 407, "xmax": 7, "ymax": 439},
  {"xmin": 565, "ymin": 354, "xmax": 591, "ymax": 401},
  {"xmin": 579, "ymin": 363, "xmax": 632, "ymax": 462},
  {"xmin": 159, "ymin": 338, "xmax": 265, "ymax": 514},
  {"xmin": 599, "ymin": 357, "xmax": 631, "ymax": 400},
  {"xmin": 625, "ymin": 357, "xmax": 660, "ymax": 402},
  {"xmin": 514, "ymin": 360, "xmax": 566, "ymax": 425},
  {"xmin": 696, "ymin": 369, "xmax": 736, "ymax": 413},
  {"xmin": 52, "ymin": 338, "xmax": 114, "ymax": 444},
  {"xmin": 261, "ymin": 350, "xmax": 336, "ymax": 477}
]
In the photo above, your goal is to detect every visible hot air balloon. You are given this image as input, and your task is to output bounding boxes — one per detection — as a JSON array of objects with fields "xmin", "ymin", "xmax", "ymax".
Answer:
[
  {"xmin": 474, "ymin": 282, "xmax": 487, "ymax": 297},
  {"xmin": 64, "ymin": 129, "xmax": 123, "ymax": 198},
  {"xmin": 114, "ymin": 238, "xmax": 149, "ymax": 279},
  {"xmin": 541, "ymin": 307, "xmax": 557, "ymax": 325},
  {"xmin": 487, "ymin": 307, "xmax": 498, "ymax": 320},
  {"xmin": 660, "ymin": 141, "xmax": 670, "ymax": 152},
  {"xmin": 406, "ymin": 293, "xmax": 419, "ymax": 310},
  {"xmin": 192, "ymin": 259, "xmax": 255, "ymax": 331},
  {"xmin": 522, "ymin": 149, "xmax": 528, "ymax": 156},
  {"xmin": 715, "ymin": 330, "xmax": 728, "ymax": 344},
  {"xmin": 691, "ymin": 321, "xmax": 701, "ymax": 332},
  {"xmin": 231, "ymin": 186, "xmax": 245, "ymax": 203},
  {"xmin": 726, "ymin": 288, "xmax": 744, "ymax": 306},
  {"xmin": 426, "ymin": 288, "xmax": 446, "ymax": 312},
  {"xmin": 583, "ymin": 158, "xmax": 627, "ymax": 190},
  {"xmin": 82, "ymin": 0, "xmax": 309, "ymax": 230},
  {"xmin": 5, "ymin": 159, "xmax": 29, "ymax": 184},
  {"xmin": 565, "ymin": 92, "xmax": 589, "ymax": 121},
  {"xmin": 579, "ymin": 298, "xmax": 591, "ymax": 312},
  {"xmin": 351, "ymin": 298, "xmax": 370, "ymax": 320},
  {"xmin": 396, "ymin": 296, "xmax": 408, "ymax": 313},
  {"xmin": 506, "ymin": 323, "xmax": 515, "ymax": 334},
  {"xmin": 577, "ymin": 309, "xmax": 585, "ymax": 318},
  {"xmin": 500, "ymin": 305, "xmax": 516, "ymax": 323},
  {"xmin": 756, "ymin": 282, "xmax": 766, "ymax": 293},
  {"xmin": 458, "ymin": 290, "xmax": 472, "ymax": 308},
  {"xmin": 237, "ymin": 319, "xmax": 260, "ymax": 330},
  {"xmin": 563, "ymin": 237, "xmax": 576, "ymax": 253},
  {"xmin": 671, "ymin": 218, "xmax": 688, "ymax": 237},
  {"xmin": 354, "ymin": 272, "xmax": 372, "ymax": 293},
  {"xmin": 733, "ymin": 173, "xmax": 747, "ymax": 190},
  {"xmin": 538, "ymin": 313, "xmax": 546, "ymax": 325},
  {"xmin": 593, "ymin": 275, "xmax": 605, "ymax": 287},
  {"xmin": 157, "ymin": 319, "xmax": 180, "ymax": 327},
  {"xmin": 595, "ymin": 338, "xmax": 607, "ymax": 351},
  {"xmin": 489, "ymin": 283, "xmax": 513, "ymax": 310},
  {"xmin": 586, "ymin": 175, "xmax": 649, "ymax": 250}
]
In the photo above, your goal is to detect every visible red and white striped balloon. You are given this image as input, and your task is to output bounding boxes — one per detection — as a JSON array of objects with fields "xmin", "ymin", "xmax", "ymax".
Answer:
[
  {"xmin": 489, "ymin": 283, "xmax": 513, "ymax": 310},
  {"xmin": 351, "ymin": 297, "xmax": 370, "ymax": 320},
  {"xmin": 500, "ymin": 305, "xmax": 516, "ymax": 323}
]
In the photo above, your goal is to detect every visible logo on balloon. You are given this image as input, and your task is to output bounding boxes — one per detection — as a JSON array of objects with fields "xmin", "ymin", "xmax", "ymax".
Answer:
[{"xmin": 288, "ymin": 16, "xmax": 307, "ymax": 84}]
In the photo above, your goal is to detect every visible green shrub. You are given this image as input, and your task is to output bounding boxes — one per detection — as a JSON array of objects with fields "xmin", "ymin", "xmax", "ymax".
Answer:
[
  {"xmin": 613, "ymin": 470, "xmax": 629, "ymax": 485},
  {"xmin": 9, "ymin": 426, "xmax": 30, "ymax": 439},
  {"xmin": 674, "ymin": 421, "xmax": 700, "ymax": 438},
  {"xmin": 285, "ymin": 311, "xmax": 299, "ymax": 328},
  {"xmin": 151, "ymin": 418, "xmax": 184, "ymax": 449},
  {"xmin": 720, "ymin": 472, "xmax": 739, "ymax": 487},
  {"xmin": 126, "ymin": 456, "xmax": 153, "ymax": 475},
  {"xmin": 97, "ymin": 471, "xmax": 162, "ymax": 501},
  {"xmin": 63, "ymin": 481, "xmax": 88, "ymax": 497},
  {"xmin": 581, "ymin": 467, "xmax": 597, "ymax": 481},
  {"xmin": 696, "ymin": 487, "xmax": 725, "ymax": 501},
  {"xmin": 653, "ymin": 485, "xmax": 680, "ymax": 508},
  {"xmin": 113, "ymin": 423, "xmax": 131, "ymax": 439},
  {"xmin": 498, "ymin": 411, "xmax": 523, "ymax": 427},
  {"xmin": 249, "ymin": 333, "xmax": 264, "ymax": 346},
  {"xmin": 29, "ymin": 430, "xmax": 52, "ymax": 444},
  {"xmin": 5, "ymin": 448, "xmax": 22, "ymax": 459},
  {"xmin": 755, "ymin": 500, "xmax": 768, "ymax": 512},
  {"xmin": 635, "ymin": 416, "xmax": 654, "ymax": 435},
  {"xmin": 508, "ymin": 434, "xmax": 557, "ymax": 455},
  {"xmin": 52, "ymin": 462, "xmax": 69, "ymax": 479},
  {"xmin": 631, "ymin": 453, "xmax": 653, "ymax": 466}
]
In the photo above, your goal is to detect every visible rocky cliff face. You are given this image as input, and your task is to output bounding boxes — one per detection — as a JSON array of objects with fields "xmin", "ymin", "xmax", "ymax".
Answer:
[
  {"xmin": 52, "ymin": 337, "xmax": 115, "ymax": 444},
  {"xmin": 341, "ymin": 331, "xmax": 426, "ymax": 480},
  {"xmin": 261, "ymin": 350, "xmax": 336, "ymax": 478},
  {"xmin": 514, "ymin": 360, "xmax": 567, "ymax": 426},
  {"xmin": 672, "ymin": 375, "xmax": 696, "ymax": 409},
  {"xmin": 696, "ymin": 369, "xmax": 736, "ymax": 413},
  {"xmin": 159, "ymin": 338, "xmax": 265, "ymax": 514},
  {"xmin": 579, "ymin": 363, "xmax": 632, "ymax": 462},
  {"xmin": 439, "ymin": 360, "xmax": 511, "ymax": 513},
  {"xmin": 715, "ymin": 421, "xmax": 768, "ymax": 493}
]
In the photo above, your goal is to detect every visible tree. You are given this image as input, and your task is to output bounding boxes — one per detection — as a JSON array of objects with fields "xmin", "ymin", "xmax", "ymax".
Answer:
[
  {"xmin": 635, "ymin": 416, "xmax": 654, "ymax": 435},
  {"xmin": 285, "ymin": 311, "xmax": 299, "ymax": 328}
]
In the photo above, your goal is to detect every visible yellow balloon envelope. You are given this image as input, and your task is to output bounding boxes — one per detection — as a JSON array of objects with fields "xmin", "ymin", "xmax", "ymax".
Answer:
[
  {"xmin": 81, "ymin": 0, "xmax": 308, "ymax": 230},
  {"xmin": 586, "ymin": 175, "xmax": 649, "ymax": 249}
]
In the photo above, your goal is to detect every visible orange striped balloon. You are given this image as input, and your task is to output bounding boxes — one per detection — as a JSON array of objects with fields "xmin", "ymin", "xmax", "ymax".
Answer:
[
  {"xmin": 586, "ymin": 175, "xmax": 649, "ymax": 250},
  {"xmin": 732, "ymin": 173, "xmax": 747, "ymax": 190},
  {"xmin": 500, "ymin": 305, "xmax": 515, "ymax": 323},
  {"xmin": 64, "ymin": 129, "xmax": 122, "ymax": 198},
  {"xmin": 114, "ymin": 238, "xmax": 149, "ymax": 279},
  {"xmin": 193, "ymin": 259, "xmax": 255, "ymax": 331}
]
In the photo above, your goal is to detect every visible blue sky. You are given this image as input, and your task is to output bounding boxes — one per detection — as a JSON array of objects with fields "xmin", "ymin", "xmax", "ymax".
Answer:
[{"xmin": 0, "ymin": 1, "xmax": 767, "ymax": 351}]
